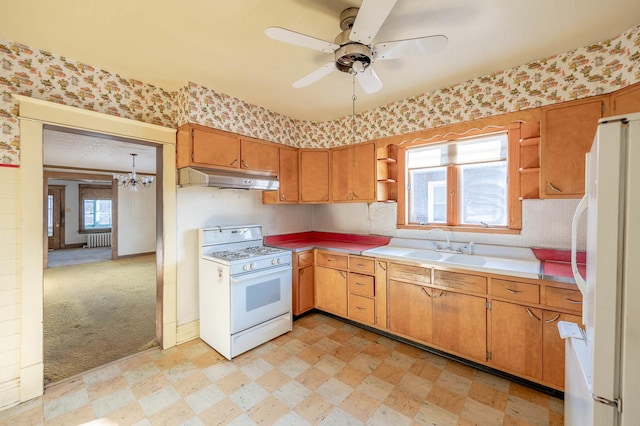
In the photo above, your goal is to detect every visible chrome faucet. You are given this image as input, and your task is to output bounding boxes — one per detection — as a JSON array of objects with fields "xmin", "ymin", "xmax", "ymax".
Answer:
[{"xmin": 426, "ymin": 228, "xmax": 450, "ymax": 250}]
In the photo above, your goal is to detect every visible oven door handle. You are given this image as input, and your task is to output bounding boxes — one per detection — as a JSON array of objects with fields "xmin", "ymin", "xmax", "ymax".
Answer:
[{"xmin": 231, "ymin": 264, "xmax": 292, "ymax": 283}]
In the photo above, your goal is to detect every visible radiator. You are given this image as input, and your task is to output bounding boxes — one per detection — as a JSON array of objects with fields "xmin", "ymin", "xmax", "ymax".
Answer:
[{"xmin": 87, "ymin": 232, "xmax": 111, "ymax": 248}]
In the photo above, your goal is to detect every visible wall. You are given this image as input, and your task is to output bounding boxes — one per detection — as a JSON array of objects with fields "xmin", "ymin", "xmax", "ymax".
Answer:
[
  {"xmin": 0, "ymin": 166, "xmax": 20, "ymax": 408},
  {"xmin": 175, "ymin": 187, "xmax": 313, "ymax": 326},
  {"xmin": 116, "ymin": 184, "xmax": 156, "ymax": 256},
  {"xmin": 313, "ymin": 199, "xmax": 585, "ymax": 250}
]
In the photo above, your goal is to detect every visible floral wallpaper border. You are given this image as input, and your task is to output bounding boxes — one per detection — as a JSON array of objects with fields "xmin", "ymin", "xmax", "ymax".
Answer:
[{"xmin": 1, "ymin": 23, "xmax": 639, "ymax": 164}]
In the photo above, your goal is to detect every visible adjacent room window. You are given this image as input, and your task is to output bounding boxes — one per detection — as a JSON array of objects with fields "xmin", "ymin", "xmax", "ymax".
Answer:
[
  {"xmin": 79, "ymin": 184, "xmax": 112, "ymax": 232},
  {"xmin": 406, "ymin": 132, "xmax": 508, "ymax": 227}
]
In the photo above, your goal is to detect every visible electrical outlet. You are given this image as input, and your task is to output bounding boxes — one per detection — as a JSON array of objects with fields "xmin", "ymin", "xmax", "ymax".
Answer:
[{"xmin": 268, "ymin": 217, "xmax": 277, "ymax": 229}]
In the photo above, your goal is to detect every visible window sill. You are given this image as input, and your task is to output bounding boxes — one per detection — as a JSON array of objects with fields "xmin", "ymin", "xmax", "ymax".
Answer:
[{"xmin": 397, "ymin": 224, "xmax": 521, "ymax": 235}]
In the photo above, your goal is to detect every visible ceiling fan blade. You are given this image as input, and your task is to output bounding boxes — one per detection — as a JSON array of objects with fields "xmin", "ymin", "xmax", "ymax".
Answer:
[
  {"xmin": 350, "ymin": 0, "xmax": 398, "ymax": 44},
  {"xmin": 265, "ymin": 27, "xmax": 339, "ymax": 53},
  {"xmin": 356, "ymin": 66, "xmax": 383, "ymax": 94},
  {"xmin": 373, "ymin": 35, "xmax": 448, "ymax": 60},
  {"xmin": 293, "ymin": 62, "xmax": 336, "ymax": 88}
]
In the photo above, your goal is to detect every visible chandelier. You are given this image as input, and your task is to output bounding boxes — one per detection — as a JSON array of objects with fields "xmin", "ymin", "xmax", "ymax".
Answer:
[{"xmin": 113, "ymin": 153, "xmax": 154, "ymax": 192}]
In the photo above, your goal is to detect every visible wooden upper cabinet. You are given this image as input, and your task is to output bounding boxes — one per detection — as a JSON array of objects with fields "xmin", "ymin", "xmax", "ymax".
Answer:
[
  {"xmin": 609, "ymin": 83, "xmax": 640, "ymax": 116},
  {"xmin": 240, "ymin": 138, "xmax": 278, "ymax": 174},
  {"xmin": 330, "ymin": 142, "xmax": 376, "ymax": 202},
  {"xmin": 541, "ymin": 97, "xmax": 606, "ymax": 198},
  {"xmin": 300, "ymin": 149, "xmax": 330, "ymax": 203},
  {"xmin": 331, "ymin": 147, "xmax": 351, "ymax": 201},
  {"xmin": 176, "ymin": 123, "xmax": 279, "ymax": 174},
  {"xmin": 178, "ymin": 126, "xmax": 240, "ymax": 169},
  {"xmin": 277, "ymin": 146, "xmax": 299, "ymax": 203}
]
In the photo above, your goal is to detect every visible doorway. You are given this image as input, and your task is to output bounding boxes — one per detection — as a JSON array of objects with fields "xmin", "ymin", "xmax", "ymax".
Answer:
[
  {"xmin": 47, "ymin": 186, "xmax": 65, "ymax": 251},
  {"xmin": 16, "ymin": 95, "xmax": 177, "ymax": 403},
  {"xmin": 42, "ymin": 130, "xmax": 159, "ymax": 384}
]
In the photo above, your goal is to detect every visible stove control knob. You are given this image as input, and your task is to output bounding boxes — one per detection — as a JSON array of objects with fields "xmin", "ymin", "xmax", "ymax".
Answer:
[
  {"xmin": 250, "ymin": 263, "xmax": 256, "ymax": 270},
  {"xmin": 277, "ymin": 258, "xmax": 282, "ymax": 264},
  {"xmin": 271, "ymin": 258, "xmax": 278, "ymax": 265},
  {"xmin": 243, "ymin": 264, "xmax": 250, "ymax": 271}
]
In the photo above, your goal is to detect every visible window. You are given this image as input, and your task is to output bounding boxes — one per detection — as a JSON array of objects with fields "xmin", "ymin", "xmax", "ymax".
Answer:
[
  {"xmin": 405, "ymin": 132, "xmax": 509, "ymax": 228},
  {"xmin": 79, "ymin": 184, "xmax": 112, "ymax": 232}
]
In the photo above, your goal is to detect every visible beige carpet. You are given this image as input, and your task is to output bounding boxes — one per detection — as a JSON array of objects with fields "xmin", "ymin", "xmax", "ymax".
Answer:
[{"xmin": 43, "ymin": 254, "xmax": 157, "ymax": 384}]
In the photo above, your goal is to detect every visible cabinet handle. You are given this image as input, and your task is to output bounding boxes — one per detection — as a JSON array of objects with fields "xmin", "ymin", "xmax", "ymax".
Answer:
[
  {"xmin": 357, "ymin": 306, "xmax": 366, "ymax": 311},
  {"xmin": 421, "ymin": 287, "xmax": 431, "ymax": 298},
  {"xmin": 327, "ymin": 258, "xmax": 335, "ymax": 262},
  {"xmin": 339, "ymin": 271, "xmax": 346, "ymax": 279},
  {"xmin": 281, "ymin": 193, "xmax": 287, "ymax": 200},
  {"xmin": 378, "ymin": 262, "xmax": 386, "ymax": 271},
  {"xmin": 323, "ymin": 194, "xmax": 329, "ymax": 201},
  {"xmin": 356, "ymin": 282, "xmax": 365, "ymax": 286},
  {"xmin": 241, "ymin": 160, "xmax": 249, "ymax": 168},
  {"xmin": 353, "ymin": 191, "xmax": 359, "ymax": 199},
  {"xmin": 526, "ymin": 307, "xmax": 541, "ymax": 321},
  {"xmin": 506, "ymin": 288, "xmax": 523, "ymax": 294},
  {"xmin": 433, "ymin": 290, "xmax": 444, "ymax": 299},
  {"xmin": 230, "ymin": 159, "xmax": 239, "ymax": 167},
  {"xmin": 300, "ymin": 268, "xmax": 305, "ymax": 276},
  {"xmin": 563, "ymin": 297, "xmax": 583, "ymax": 305},
  {"xmin": 545, "ymin": 314, "xmax": 561, "ymax": 323},
  {"xmin": 547, "ymin": 182, "xmax": 563, "ymax": 193},
  {"xmin": 356, "ymin": 263, "xmax": 366, "ymax": 267}
]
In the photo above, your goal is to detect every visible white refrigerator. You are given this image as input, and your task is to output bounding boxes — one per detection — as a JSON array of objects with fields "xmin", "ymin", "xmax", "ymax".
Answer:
[{"xmin": 561, "ymin": 112, "xmax": 640, "ymax": 425}]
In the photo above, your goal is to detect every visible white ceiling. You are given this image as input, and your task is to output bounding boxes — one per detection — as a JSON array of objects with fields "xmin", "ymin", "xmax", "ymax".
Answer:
[
  {"xmin": 4, "ymin": 0, "xmax": 640, "ymax": 123},
  {"xmin": 43, "ymin": 129, "xmax": 157, "ymax": 174}
]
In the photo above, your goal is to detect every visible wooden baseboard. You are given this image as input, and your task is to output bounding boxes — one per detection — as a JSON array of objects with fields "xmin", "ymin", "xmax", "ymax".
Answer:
[{"xmin": 176, "ymin": 320, "xmax": 200, "ymax": 345}]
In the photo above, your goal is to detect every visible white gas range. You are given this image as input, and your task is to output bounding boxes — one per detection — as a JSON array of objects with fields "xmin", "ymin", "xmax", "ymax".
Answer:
[{"xmin": 198, "ymin": 225, "xmax": 292, "ymax": 360}]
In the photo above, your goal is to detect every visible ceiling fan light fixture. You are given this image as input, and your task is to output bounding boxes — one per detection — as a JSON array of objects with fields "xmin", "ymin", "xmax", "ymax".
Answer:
[{"xmin": 334, "ymin": 43, "xmax": 371, "ymax": 74}]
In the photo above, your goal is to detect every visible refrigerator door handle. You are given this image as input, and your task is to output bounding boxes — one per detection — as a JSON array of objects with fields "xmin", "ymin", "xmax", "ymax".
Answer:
[
  {"xmin": 571, "ymin": 194, "xmax": 588, "ymax": 294},
  {"xmin": 591, "ymin": 394, "xmax": 622, "ymax": 413}
]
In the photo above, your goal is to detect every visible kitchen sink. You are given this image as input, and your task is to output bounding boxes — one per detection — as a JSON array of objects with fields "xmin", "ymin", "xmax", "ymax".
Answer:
[
  {"xmin": 406, "ymin": 250, "xmax": 443, "ymax": 261},
  {"xmin": 444, "ymin": 254, "xmax": 487, "ymax": 266}
]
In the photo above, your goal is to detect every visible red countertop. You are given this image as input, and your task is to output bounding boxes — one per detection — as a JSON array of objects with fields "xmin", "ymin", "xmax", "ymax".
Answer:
[
  {"xmin": 532, "ymin": 248, "xmax": 586, "ymax": 282},
  {"xmin": 265, "ymin": 231, "xmax": 391, "ymax": 254}
]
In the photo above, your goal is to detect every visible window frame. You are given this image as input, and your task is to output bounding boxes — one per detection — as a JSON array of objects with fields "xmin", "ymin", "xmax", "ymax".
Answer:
[
  {"xmin": 397, "ymin": 123, "xmax": 524, "ymax": 234},
  {"xmin": 78, "ymin": 184, "xmax": 113, "ymax": 233}
]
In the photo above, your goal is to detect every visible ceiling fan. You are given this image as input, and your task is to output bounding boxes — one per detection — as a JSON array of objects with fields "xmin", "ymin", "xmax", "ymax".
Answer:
[{"xmin": 264, "ymin": 0, "xmax": 448, "ymax": 93}]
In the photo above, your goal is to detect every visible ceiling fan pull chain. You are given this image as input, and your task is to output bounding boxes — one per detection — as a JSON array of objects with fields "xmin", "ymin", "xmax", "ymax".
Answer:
[{"xmin": 352, "ymin": 74, "xmax": 357, "ymax": 145}]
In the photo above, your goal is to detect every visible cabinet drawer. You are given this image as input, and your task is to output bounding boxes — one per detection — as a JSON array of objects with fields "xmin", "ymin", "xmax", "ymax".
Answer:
[
  {"xmin": 388, "ymin": 263, "xmax": 431, "ymax": 284},
  {"xmin": 545, "ymin": 287, "xmax": 583, "ymax": 312},
  {"xmin": 492, "ymin": 279, "xmax": 540, "ymax": 304},
  {"xmin": 316, "ymin": 252, "xmax": 348, "ymax": 269},
  {"xmin": 297, "ymin": 251, "xmax": 313, "ymax": 268},
  {"xmin": 349, "ymin": 256, "xmax": 375, "ymax": 275},
  {"xmin": 434, "ymin": 270, "xmax": 487, "ymax": 294},
  {"xmin": 348, "ymin": 294, "xmax": 375, "ymax": 326},
  {"xmin": 348, "ymin": 273, "xmax": 375, "ymax": 297}
]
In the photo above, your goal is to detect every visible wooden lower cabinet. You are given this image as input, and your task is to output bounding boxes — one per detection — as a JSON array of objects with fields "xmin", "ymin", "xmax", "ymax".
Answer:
[
  {"xmin": 315, "ymin": 266, "xmax": 347, "ymax": 316},
  {"xmin": 432, "ymin": 290, "xmax": 487, "ymax": 361},
  {"xmin": 388, "ymin": 280, "xmax": 433, "ymax": 343},
  {"xmin": 297, "ymin": 265, "xmax": 314, "ymax": 314},
  {"xmin": 491, "ymin": 299, "xmax": 581, "ymax": 388},
  {"xmin": 543, "ymin": 310, "xmax": 581, "ymax": 388},
  {"xmin": 491, "ymin": 300, "xmax": 543, "ymax": 379}
]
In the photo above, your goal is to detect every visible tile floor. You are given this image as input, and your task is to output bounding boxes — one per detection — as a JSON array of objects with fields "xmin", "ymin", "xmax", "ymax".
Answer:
[{"xmin": 0, "ymin": 313, "xmax": 563, "ymax": 425}]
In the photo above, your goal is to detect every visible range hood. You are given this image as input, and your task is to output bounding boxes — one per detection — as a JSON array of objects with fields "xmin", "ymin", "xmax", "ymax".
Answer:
[{"xmin": 178, "ymin": 167, "xmax": 279, "ymax": 190}]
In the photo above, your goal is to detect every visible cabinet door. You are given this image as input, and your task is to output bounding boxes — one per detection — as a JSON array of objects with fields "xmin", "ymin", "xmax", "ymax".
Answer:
[
  {"xmin": 351, "ymin": 143, "xmax": 376, "ymax": 201},
  {"xmin": 541, "ymin": 97, "xmax": 605, "ymax": 197},
  {"xmin": 388, "ymin": 280, "xmax": 433, "ymax": 343},
  {"xmin": 331, "ymin": 147, "xmax": 351, "ymax": 201},
  {"xmin": 543, "ymin": 311, "xmax": 581, "ymax": 389},
  {"xmin": 610, "ymin": 83, "xmax": 640, "ymax": 116},
  {"xmin": 240, "ymin": 138, "xmax": 279, "ymax": 173},
  {"xmin": 297, "ymin": 265, "xmax": 315, "ymax": 315},
  {"xmin": 315, "ymin": 266, "xmax": 347, "ymax": 316},
  {"xmin": 491, "ymin": 300, "xmax": 543, "ymax": 379},
  {"xmin": 278, "ymin": 146, "xmax": 299, "ymax": 203},
  {"xmin": 432, "ymin": 290, "xmax": 487, "ymax": 361},
  {"xmin": 192, "ymin": 128, "xmax": 240, "ymax": 169},
  {"xmin": 300, "ymin": 150, "xmax": 330, "ymax": 202}
]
